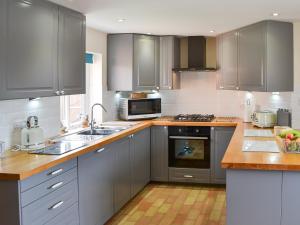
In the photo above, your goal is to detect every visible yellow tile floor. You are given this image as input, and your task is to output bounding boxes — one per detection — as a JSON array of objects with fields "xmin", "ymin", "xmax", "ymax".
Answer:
[{"xmin": 106, "ymin": 183, "xmax": 226, "ymax": 225}]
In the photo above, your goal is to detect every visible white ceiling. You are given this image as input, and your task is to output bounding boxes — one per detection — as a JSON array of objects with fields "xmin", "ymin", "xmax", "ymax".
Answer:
[{"xmin": 50, "ymin": 0, "xmax": 300, "ymax": 36}]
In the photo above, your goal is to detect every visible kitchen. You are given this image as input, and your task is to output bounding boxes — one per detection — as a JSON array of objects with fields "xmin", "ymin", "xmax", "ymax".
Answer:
[{"xmin": 0, "ymin": 0, "xmax": 300, "ymax": 225}]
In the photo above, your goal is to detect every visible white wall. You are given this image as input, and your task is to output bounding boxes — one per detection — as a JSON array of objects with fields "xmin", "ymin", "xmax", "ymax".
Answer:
[{"xmin": 86, "ymin": 27, "xmax": 117, "ymax": 122}]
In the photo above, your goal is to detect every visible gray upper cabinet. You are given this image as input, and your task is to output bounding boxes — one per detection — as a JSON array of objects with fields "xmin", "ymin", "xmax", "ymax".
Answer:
[
  {"xmin": 217, "ymin": 31, "xmax": 238, "ymax": 90},
  {"xmin": 159, "ymin": 36, "xmax": 180, "ymax": 90},
  {"xmin": 151, "ymin": 126, "xmax": 169, "ymax": 182},
  {"xmin": 58, "ymin": 7, "xmax": 86, "ymax": 96},
  {"xmin": 217, "ymin": 20, "xmax": 293, "ymax": 92},
  {"xmin": 0, "ymin": 0, "xmax": 86, "ymax": 100},
  {"xmin": 0, "ymin": 0, "xmax": 59, "ymax": 100},
  {"xmin": 211, "ymin": 127, "xmax": 235, "ymax": 184},
  {"xmin": 78, "ymin": 146, "xmax": 114, "ymax": 225},
  {"xmin": 108, "ymin": 34, "xmax": 160, "ymax": 91},
  {"xmin": 130, "ymin": 128, "xmax": 150, "ymax": 197},
  {"xmin": 238, "ymin": 22, "xmax": 266, "ymax": 91}
]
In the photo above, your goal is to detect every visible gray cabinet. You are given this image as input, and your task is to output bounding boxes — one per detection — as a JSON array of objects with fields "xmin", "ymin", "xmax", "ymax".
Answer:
[
  {"xmin": 151, "ymin": 126, "xmax": 169, "ymax": 182},
  {"xmin": 160, "ymin": 36, "xmax": 180, "ymax": 90},
  {"xmin": 218, "ymin": 20, "xmax": 293, "ymax": 92},
  {"xmin": 238, "ymin": 22, "xmax": 266, "ymax": 91},
  {"xmin": 217, "ymin": 31, "xmax": 238, "ymax": 90},
  {"xmin": 58, "ymin": 6, "xmax": 86, "ymax": 96},
  {"xmin": 0, "ymin": 0, "xmax": 59, "ymax": 100},
  {"xmin": 130, "ymin": 128, "xmax": 151, "ymax": 197},
  {"xmin": 108, "ymin": 34, "xmax": 160, "ymax": 91},
  {"xmin": 78, "ymin": 146, "xmax": 114, "ymax": 225},
  {"xmin": 0, "ymin": 0, "xmax": 86, "ymax": 100},
  {"xmin": 227, "ymin": 170, "xmax": 282, "ymax": 225},
  {"xmin": 282, "ymin": 172, "xmax": 300, "ymax": 225},
  {"xmin": 211, "ymin": 127, "xmax": 235, "ymax": 184},
  {"xmin": 114, "ymin": 138, "xmax": 132, "ymax": 212}
]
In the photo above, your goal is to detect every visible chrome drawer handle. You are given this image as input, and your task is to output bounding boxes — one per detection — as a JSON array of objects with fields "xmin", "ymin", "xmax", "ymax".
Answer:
[
  {"xmin": 183, "ymin": 175, "xmax": 194, "ymax": 178},
  {"xmin": 48, "ymin": 168, "xmax": 63, "ymax": 176},
  {"xmin": 48, "ymin": 201, "xmax": 64, "ymax": 210},
  {"xmin": 48, "ymin": 181, "xmax": 63, "ymax": 190},
  {"xmin": 96, "ymin": 148, "xmax": 105, "ymax": 153}
]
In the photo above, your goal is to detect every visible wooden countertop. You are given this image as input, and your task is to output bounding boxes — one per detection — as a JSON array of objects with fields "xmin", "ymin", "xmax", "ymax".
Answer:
[
  {"xmin": 0, "ymin": 117, "xmax": 238, "ymax": 181},
  {"xmin": 1, "ymin": 116, "xmax": 299, "ymax": 181},
  {"xmin": 221, "ymin": 122, "xmax": 300, "ymax": 171}
]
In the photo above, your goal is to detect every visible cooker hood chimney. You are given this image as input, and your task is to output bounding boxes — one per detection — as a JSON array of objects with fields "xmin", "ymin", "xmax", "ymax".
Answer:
[{"xmin": 173, "ymin": 36, "xmax": 217, "ymax": 72}]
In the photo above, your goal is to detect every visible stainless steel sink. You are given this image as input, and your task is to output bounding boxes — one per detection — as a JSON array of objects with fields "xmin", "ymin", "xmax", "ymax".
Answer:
[
  {"xmin": 78, "ymin": 126, "xmax": 128, "ymax": 136},
  {"xmin": 78, "ymin": 129, "xmax": 115, "ymax": 136}
]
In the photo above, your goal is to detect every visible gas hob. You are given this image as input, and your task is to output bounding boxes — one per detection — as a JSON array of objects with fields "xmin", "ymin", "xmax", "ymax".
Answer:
[{"xmin": 174, "ymin": 114, "xmax": 215, "ymax": 122}]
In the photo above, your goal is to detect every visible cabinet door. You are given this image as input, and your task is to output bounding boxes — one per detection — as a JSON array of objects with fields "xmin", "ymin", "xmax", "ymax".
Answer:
[
  {"xmin": 133, "ymin": 35, "xmax": 160, "ymax": 91},
  {"xmin": 211, "ymin": 127, "xmax": 235, "ymax": 184},
  {"xmin": 282, "ymin": 172, "xmax": 300, "ymax": 225},
  {"xmin": 227, "ymin": 170, "xmax": 282, "ymax": 225},
  {"xmin": 114, "ymin": 138, "xmax": 132, "ymax": 212},
  {"xmin": 238, "ymin": 22, "xmax": 266, "ymax": 91},
  {"xmin": 78, "ymin": 146, "xmax": 114, "ymax": 225},
  {"xmin": 159, "ymin": 36, "xmax": 180, "ymax": 90},
  {"xmin": 58, "ymin": 7, "xmax": 86, "ymax": 95},
  {"xmin": 0, "ymin": 0, "xmax": 59, "ymax": 100},
  {"xmin": 219, "ymin": 31, "xmax": 238, "ymax": 90},
  {"xmin": 151, "ymin": 126, "xmax": 169, "ymax": 182},
  {"xmin": 131, "ymin": 128, "xmax": 150, "ymax": 197}
]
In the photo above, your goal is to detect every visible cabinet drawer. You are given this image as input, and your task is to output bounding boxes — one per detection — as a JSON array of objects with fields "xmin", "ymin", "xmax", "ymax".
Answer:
[
  {"xmin": 44, "ymin": 203, "xmax": 79, "ymax": 225},
  {"xmin": 22, "ymin": 179, "xmax": 78, "ymax": 225},
  {"xmin": 21, "ymin": 159, "xmax": 77, "ymax": 192},
  {"xmin": 169, "ymin": 168, "xmax": 210, "ymax": 183},
  {"xmin": 21, "ymin": 167, "xmax": 77, "ymax": 207}
]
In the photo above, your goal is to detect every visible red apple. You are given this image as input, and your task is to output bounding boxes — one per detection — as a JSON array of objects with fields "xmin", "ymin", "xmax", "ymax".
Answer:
[{"xmin": 286, "ymin": 133, "xmax": 294, "ymax": 140}]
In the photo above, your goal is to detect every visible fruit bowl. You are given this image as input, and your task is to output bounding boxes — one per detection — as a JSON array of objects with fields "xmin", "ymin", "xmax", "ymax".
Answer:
[{"xmin": 277, "ymin": 129, "xmax": 300, "ymax": 153}]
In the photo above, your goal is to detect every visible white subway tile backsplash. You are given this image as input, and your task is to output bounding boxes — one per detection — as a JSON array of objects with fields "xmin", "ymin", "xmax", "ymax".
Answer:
[
  {"xmin": 0, "ymin": 97, "xmax": 60, "ymax": 148},
  {"xmin": 159, "ymin": 72, "xmax": 292, "ymax": 120}
]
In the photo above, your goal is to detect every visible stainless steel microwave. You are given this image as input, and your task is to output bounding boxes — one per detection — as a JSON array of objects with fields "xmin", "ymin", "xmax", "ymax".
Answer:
[{"xmin": 119, "ymin": 98, "xmax": 161, "ymax": 120}]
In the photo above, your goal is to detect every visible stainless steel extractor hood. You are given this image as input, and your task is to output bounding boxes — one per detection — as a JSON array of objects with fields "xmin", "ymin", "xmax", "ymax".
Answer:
[{"xmin": 173, "ymin": 36, "xmax": 217, "ymax": 72}]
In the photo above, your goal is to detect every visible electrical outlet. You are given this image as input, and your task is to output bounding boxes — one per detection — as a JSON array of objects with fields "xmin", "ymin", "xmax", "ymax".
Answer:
[{"xmin": 14, "ymin": 120, "xmax": 26, "ymax": 129}]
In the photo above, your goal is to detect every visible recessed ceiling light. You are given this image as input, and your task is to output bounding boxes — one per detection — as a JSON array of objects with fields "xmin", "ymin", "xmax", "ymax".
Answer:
[
  {"xmin": 210, "ymin": 30, "xmax": 215, "ymax": 33},
  {"xmin": 272, "ymin": 12, "xmax": 279, "ymax": 17},
  {"xmin": 117, "ymin": 18, "xmax": 126, "ymax": 23},
  {"xmin": 147, "ymin": 32, "xmax": 152, "ymax": 35}
]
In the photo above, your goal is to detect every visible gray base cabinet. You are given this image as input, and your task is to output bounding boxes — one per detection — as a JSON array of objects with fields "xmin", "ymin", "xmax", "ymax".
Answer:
[
  {"xmin": 130, "ymin": 128, "xmax": 151, "ymax": 197},
  {"xmin": 227, "ymin": 170, "xmax": 282, "ymax": 225},
  {"xmin": 282, "ymin": 172, "xmax": 300, "ymax": 225},
  {"xmin": 0, "ymin": 159, "xmax": 78, "ymax": 225},
  {"xmin": 211, "ymin": 127, "xmax": 235, "ymax": 184},
  {"xmin": 108, "ymin": 34, "xmax": 160, "ymax": 91},
  {"xmin": 78, "ymin": 146, "xmax": 114, "ymax": 225},
  {"xmin": 151, "ymin": 126, "xmax": 169, "ymax": 182},
  {"xmin": 113, "ymin": 138, "xmax": 132, "ymax": 212},
  {"xmin": 78, "ymin": 128, "xmax": 151, "ymax": 225},
  {"xmin": 217, "ymin": 20, "xmax": 293, "ymax": 92},
  {"xmin": 0, "ymin": 0, "xmax": 86, "ymax": 100}
]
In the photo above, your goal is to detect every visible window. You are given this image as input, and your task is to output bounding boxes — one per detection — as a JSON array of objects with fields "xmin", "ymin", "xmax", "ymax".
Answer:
[{"xmin": 60, "ymin": 53, "xmax": 102, "ymax": 129}]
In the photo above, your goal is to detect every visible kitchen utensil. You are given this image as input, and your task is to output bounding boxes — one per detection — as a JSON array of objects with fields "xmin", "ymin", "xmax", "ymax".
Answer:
[
  {"xmin": 277, "ymin": 109, "xmax": 292, "ymax": 126},
  {"xmin": 251, "ymin": 111, "xmax": 277, "ymax": 128},
  {"xmin": 21, "ymin": 116, "xmax": 44, "ymax": 149}
]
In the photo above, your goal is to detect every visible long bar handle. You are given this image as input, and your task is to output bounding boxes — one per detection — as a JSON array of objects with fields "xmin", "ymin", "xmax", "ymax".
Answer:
[{"xmin": 169, "ymin": 136, "xmax": 208, "ymax": 140}]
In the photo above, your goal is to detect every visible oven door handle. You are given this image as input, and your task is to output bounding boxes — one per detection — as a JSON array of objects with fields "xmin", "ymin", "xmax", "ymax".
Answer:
[{"xmin": 169, "ymin": 136, "xmax": 208, "ymax": 140}]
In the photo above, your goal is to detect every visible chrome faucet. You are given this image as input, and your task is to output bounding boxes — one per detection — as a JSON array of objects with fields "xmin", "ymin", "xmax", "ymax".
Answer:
[{"xmin": 90, "ymin": 103, "xmax": 108, "ymax": 131}]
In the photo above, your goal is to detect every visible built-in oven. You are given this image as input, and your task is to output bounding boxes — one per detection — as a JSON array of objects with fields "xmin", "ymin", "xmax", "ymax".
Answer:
[
  {"xmin": 168, "ymin": 126, "xmax": 210, "ymax": 169},
  {"xmin": 119, "ymin": 98, "xmax": 161, "ymax": 120}
]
